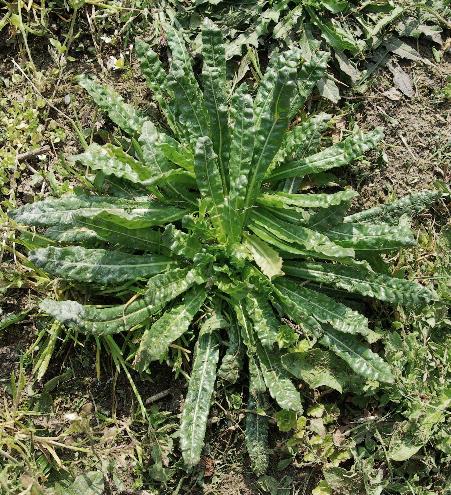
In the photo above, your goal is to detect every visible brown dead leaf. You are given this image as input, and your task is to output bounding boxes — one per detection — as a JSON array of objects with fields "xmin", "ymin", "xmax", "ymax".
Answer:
[
  {"xmin": 201, "ymin": 455, "xmax": 215, "ymax": 477},
  {"xmin": 387, "ymin": 62, "xmax": 415, "ymax": 98},
  {"xmin": 383, "ymin": 87, "xmax": 402, "ymax": 101}
]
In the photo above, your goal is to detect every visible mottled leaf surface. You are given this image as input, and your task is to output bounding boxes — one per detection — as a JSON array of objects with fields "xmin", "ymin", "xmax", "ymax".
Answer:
[
  {"xmin": 180, "ymin": 330, "xmax": 220, "ymax": 467},
  {"xmin": 30, "ymin": 246, "xmax": 176, "ymax": 284},
  {"xmin": 135, "ymin": 286, "xmax": 207, "ymax": 369},
  {"xmin": 284, "ymin": 261, "xmax": 438, "ymax": 307}
]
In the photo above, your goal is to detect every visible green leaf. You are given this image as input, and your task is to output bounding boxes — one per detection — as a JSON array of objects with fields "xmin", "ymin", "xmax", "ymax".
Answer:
[
  {"xmin": 306, "ymin": 202, "xmax": 351, "ymax": 230},
  {"xmin": 388, "ymin": 389, "xmax": 451, "ymax": 461},
  {"xmin": 218, "ymin": 322, "xmax": 243, "ymax": 383},
  {"xmin": 281, "ymin": 350, "xmax": 347, "ymax": 393},
  {"xmin": 135, "ymin": 125, "xmax": 196, "ymax": 198},
  {"xmin": 180, "ymin": 330, "xmax": 220, "ymax": 467},
  {"xmin": 289, "ymin": 52, "xmax": 329, "ymax": 120},
  {"xmin": 317, "ymin": 77, "xmax": 340, "ymax": 104},
  {"xmin": 29, "ymin": 246, "xmax": 176, "ymax": 284},
  {"xmin": 283, "ymin": 260, "xmax": 438, "ymax": 307},
  {"xmin": 138, "ymin": 121, "xmax": 175, "ymax": 175},
  {"xmin": 194, "ymin": 136, "xmax": 224, "ymax": 206},
  {"xmin": 274, "ymin": 284, "xmax": 329, "ymax": 338},
  {"xmin": 268, "ymin": 129, "xmax": 383, "ymax": 182},
  {"xmin": 167, "ymin": 27, "xmax": 209, "ymax": 147},
  {"xmin": 135, "ymin": 39, "xmax": 178, "ymax": 133},
  {"xmin": 194, "ymin": 136, "xmax": 227, "ymax": 240},
  {"xmin": 134, "ymin": 286, "xmax": 207, "ymax": 370},
  {"xmin": 158, "ymin": 137, "xmax": 194, "ymax": 171},
  {"xmin": 246, "ymin": 359, "xmax": 269, "ymax": 476},
  {"xmin": 85, "ymin": 205, "xmax": 187, "ymax": 230},
  {"xmin": 40, "ymin": 267, "xmax": 205, "ymax": 336},
  {"xmin": 259, "ymin": 206, "xmax": 309, "ymax": 227},
  {"xmin": 78, "ymin": 75, "xmax": 145, "ymax": 135},
  {"xmin": 273, "ymin": 3, "xmax": 303, "ymax": 42},
  {"xmin": 275, "ymin": 279, "xmax": 376, "ymax": 343},
  {"xmin": 258, "ymin": 190, "xmax": 357, "ymax": 209},
  {"xmin": 257, "ymin": 344, "xmax": 303, "ymax": 412},
  {"xmin": 250, "ymin": 209, "xmax": 354, "ymax": 259},
  {"xmin": 201, "ymin": 18, "xmax": 230, "ymax": 190},
  {"xmin": 246, "ymin": 294, "xmax": 279, "ymax": 348},
  {"xmin": 162, "ymin": 224, "xmax": 202, "ymax": 259},
  {"xmin": 233, "ymin": 301, "xmax": 256, "ymax": 352},
  {"xmin": 273, "ymin": 113, "xmax": 331, "ymax": 177},
  {"xmin": 244, "ymin": 51, "xmax": 297, "ymax": 209},
  {"xmin": 320, "ymin": 0, "xmax": 350, "ymax": 13},
  {"xmin": 320, "ymin": 327, "xmax": 394, "ymax": 383},
  {"xmin": 245, "ymin": 233, "xmax": 284, "ymax": 280},
  {"xmin": 249, "ymin": 223, "xmax": 315, "ymax": 258},
  {"xmin": 74, "ymin": 142, "xmax": 192, "ymax": 187},
  {"xmin": 306, "ymin": 6, "xmax": 363, "ymax": 54},
  {"xmin": 227, "ymin": 85, "xmax": 254, "ymax": 242},
  {"xmin": 319, "ymin": 220, "xmax": 416, "ymax": 251},
  {"xmin": 44, "ymin": 225, "xmax": 100, "ymax": 247},
  {"xmin": 71, "ymin": 217, "xmax": 164, "ymax": 253},
  {"xmin": 9, "ymin": 195, "xmax": 187, "ymax": 229},
  {"xmin": 65, "ymin": 471, "xmax": 104, "ymax": 495},
  {"xmin": 344, "ymin": 190, "xmax": 442, "ymax": 225}
]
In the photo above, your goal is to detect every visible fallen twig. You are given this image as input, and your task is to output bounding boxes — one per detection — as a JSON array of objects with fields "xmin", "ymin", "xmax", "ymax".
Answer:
[{"xmin": 16, "ymin": 145, "xmax": 50, "ymax": 162}]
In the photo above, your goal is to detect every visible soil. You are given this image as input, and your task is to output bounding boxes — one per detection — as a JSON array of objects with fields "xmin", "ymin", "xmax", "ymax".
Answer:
[{"xmin": 346, "ymin": 41, "xmax": 450, "ymax": 211}]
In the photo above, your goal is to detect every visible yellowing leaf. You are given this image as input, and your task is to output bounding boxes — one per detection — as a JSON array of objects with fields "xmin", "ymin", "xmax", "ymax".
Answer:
[{"xmin": 245, "ymin": 234, "xmax": 283, "ymax": 280}]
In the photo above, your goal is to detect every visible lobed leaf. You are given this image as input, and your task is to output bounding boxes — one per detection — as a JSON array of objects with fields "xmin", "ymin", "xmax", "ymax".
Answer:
[
  {"xmin": 268, "ymin": 129, "xmax": 383, "ymax": 182},
  {"xmin": 257, "ymin": 344, "xmax": 303, "ymax": 412},
  {"xmin": 283, "ymin": 260, "xmax": 438, "ymax": 307},
  {"xmin": 320, "ymin": 327, "xmax": 394, "ymax": 383},
  {"xmin": 29, "ymin": 246, "xmax": 176, "ymax": 284},
  {"xmin": 319, "ymin": 220, "xmax": 416, "ymax": 251},
  {"xmin": 281, "ymin": 349, "xmax": 347, "ymax": 393},
  {"xmin": 201, "ymin": 18, "xmax": 231, "ymax": 190},
  {"xmin": 344, "ymin": 190, "xmax": 443, "ymax": 225},
  {"xmin": 250, "ymin": 209, "xmax": 354, "ymax": 259},
  {"xmin": 388, "ymin": 389, "xmax": 451, "ymax": 461},
  {"xmin": 245, "ymin": 234, "xmax": 284, "ymax": 280},
  {"xmin": 162, "ymin": 224, "xmax": 202, "ymax": 259},
  {"xmin": 9, "ymin": 195, "xmax": 187, "ymax": 230},
  {"xmin": 134, "ymin": 286, "xmax": 207, "ymax": 370},
  {"xmin": 167, "ymin": 28, "xmax": 210, "ymax": 147},
  {"xmin": 289, "ymin": 52, "xmax": 329, "ymax": 120},
  {"xmin": 275, "ymin": 279, "xmax": 377, "ymax": 343},
  {"xmin": 180, "ymin": 329, "xmax": 220, "ymax": 467},
  {"xmin": 246, "ymin": 294, "xmax": 279, "ymax": 348},
  {"xmin": 78, "ymin": 75, "xmax": 146, "ymax": 135},
  {"xmin": 306, "ymin": 6, "xmax": 363, "ymax": 54},
  {"xmin": 40, "ymin": 267, "xmax": 205, "ymax": 336}
]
